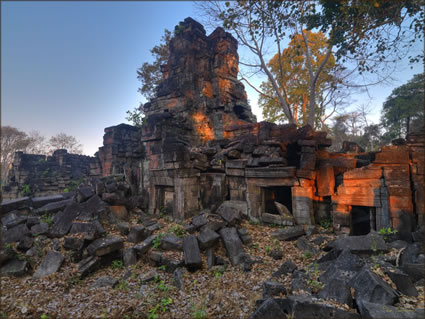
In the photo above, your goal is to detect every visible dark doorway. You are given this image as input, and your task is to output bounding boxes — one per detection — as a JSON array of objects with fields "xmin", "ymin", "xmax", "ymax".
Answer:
[
  {"xmin": 263, "ymin": 186, "xmax": 292, "ymax": 214},
  {"xmin": 156, "ymin": 186, "xmax": 174, "ymax": 215},
  {"xmin": 351, "ymin": 206, "xmax": 375, "ymax": 235}
]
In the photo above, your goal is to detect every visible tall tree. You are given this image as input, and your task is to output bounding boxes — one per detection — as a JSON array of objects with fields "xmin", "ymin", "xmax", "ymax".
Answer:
[
  {"xmin": 259, "ymin": 30, "xmax": 345, "ymax": 129},
  {"xmin": 1, "ymin": 126, "xmax": 31, "ymax": 184},
  {"xmin": 380, "ymin": 72, "xmax": 424, "ymax": 140},
  {"xmin": 48, "ymin": 133, "xmax": 83, "ymax": 154},
  {"xmin": 196, "ymin": 0, "xmax": 335, "ymax": 126},
  {"xmin": 136, "ymin": 29, "xmax": 172, "ymax": 100},
  {"xmin": 305, "ymin": 0, "xmax": 424, "ymax": 71}
]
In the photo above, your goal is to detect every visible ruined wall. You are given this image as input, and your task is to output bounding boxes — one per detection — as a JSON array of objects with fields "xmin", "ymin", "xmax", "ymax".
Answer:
[{"xmin": 2, "ymin": 150, "xmax": 96, "ymax": 200}]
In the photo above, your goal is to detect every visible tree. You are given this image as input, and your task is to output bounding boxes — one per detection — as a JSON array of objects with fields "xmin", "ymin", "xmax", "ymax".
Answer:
[
  {"xmin": 259, "ymin": 30, "xmax": 346, "ymax": 129},
  {"xmin": 136, "ymin": 29, "xmax": 172, "ymax": 100},
  {"xmin": 380, "ymin": 72, "xmax": 424, "ymax": 140},
  {"xmin": 196, "ymin": 0, "xmax": 335, "ymax": 127},
  {"xmin": 25, "ymin": 130, "xmax": 48, "ymax": 155},
  {"xmin": 125, "ymin": 106, "xmax": 145, "ymax": 128},
  {"xmin": 48, "ymin": 133, "xmax": 83, "ymax": 154},
  {"xmin": 1, "ymin": 126, "xmax": 31, "ymax": 184},
  {"xmin": 305, "ymin": 0, "xmax": 424, "ymax": 71}
]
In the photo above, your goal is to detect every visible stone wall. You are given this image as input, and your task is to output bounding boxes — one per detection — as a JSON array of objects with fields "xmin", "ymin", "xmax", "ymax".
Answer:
[{"xmin": 2, "ymin": 150, "xmax": 96, "ymax": 200}]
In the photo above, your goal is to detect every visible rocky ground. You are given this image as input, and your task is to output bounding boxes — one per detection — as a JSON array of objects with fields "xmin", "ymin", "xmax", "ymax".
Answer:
[{"xmin": 1, "ymin": 184, "xmax": 424, "ymax": 319}]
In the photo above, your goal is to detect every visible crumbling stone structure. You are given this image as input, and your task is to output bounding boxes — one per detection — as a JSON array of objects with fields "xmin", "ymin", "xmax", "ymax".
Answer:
[{"xmin": 2, "ymin": 17, "xmax": 424, "ymax": 236}]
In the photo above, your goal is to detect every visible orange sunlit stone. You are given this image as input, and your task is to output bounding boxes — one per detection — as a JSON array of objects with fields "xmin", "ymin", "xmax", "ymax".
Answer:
[
  {"xmin": 202, "ymin": 82, "xmax": 213, "ymax": 98},
  {"xmin": 193, "ymin": 112, "xmax": 215, "ymax": 142}
]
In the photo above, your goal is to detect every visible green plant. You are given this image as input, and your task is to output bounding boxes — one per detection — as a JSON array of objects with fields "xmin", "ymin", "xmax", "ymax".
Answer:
[
  {"xmin": 303, "ymin": 251, "xmax": 313, "ymax": 259},
  {"xmin": 148, "ymin": 297, "xmax": 173, "ymax": 319},
  {"xmin": 252, "ymin": 243, "xmax": 259, "ymax": 250},
  {"xmin": 152, "ymin": 233, "xmax": 164, "ymax": 250},
  {"xmin": 214, "ymin": 266, "xmax": 225, "ymax": 278},
  {"xmin": 158, "ymin": 265, "xmax": 166, "ymax": 271},
  {"xmin": 174, "ymin": 22, "xmax": 185, "ymax": 35},
  {"xmin": 111, "ymin": 260, "xmax": 124, "ymax": 270},
  {"xmin": 40, "ymin": 314, "xmax": 49, "ymax": 319},
  {"xmin": 63, "ymin": 188, "xmax": 69, "ymax": 193},
  {"xmin": 42, "ymin": 168, "xmax": 50, "ymax": 177},
  {"xmin": 308, "ymin": 279, "xmax": 324, "ymax": 292},
  {"xmin": 4, "ymin": 243, "xmax": 13, "ymax": 249},
  {"xmin": 22, "ymin": 184, "xmax": 31, "ymax": 196},
  {"xmin": 191, "ymin": 304, "xmax": 207, "ymax": 319},
  {"xmin": 319, "ymin": 217, "xmax": 332, "ymax": 230},
  {"xmin": 41, "ymin": 213, "xmax": 54, "ymax": 226},
  {"xmin": 157, "ymin": 280, "xmax": 170, "ymax": 292},
  {"xmin": 169, "ymin": 225, "xmax": 185, "ymax": 238},
  {"xmin": 116, "ymin": 280, "xmax": 129, "ymax": 291},
  {"xmin": 378, "ymin": 227, "xmax": 398, "ymax": 237},
  {"xmin": 265, "ymin": 245, "xmax": 272, "ymax": 253}
]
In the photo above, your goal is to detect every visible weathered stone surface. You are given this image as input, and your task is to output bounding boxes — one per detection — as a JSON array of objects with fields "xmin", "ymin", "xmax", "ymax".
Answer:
[
  {"xmin": 109, "ymin": 205, "xmax": 128, "ymax": 221},
  {"xmin": 32, "ymin": 195, "xmax": 65, "ymax": 209},
  {"xmin": 262, "ymin": 280, "xmax": 286, "ymax": 298},
  {"xmin": 349, "ymin": 266, "xmax": 399, "ymax": 305},
  {"xmin": 183, "ymin": 235, "xmax": 202, "ymax": 271},
  {"xmin": 63, "ymin": 236, "xmax": 84, "ymax": 251},
  {"xmin": 69, "ymin": 222, "xmax": 97, "ymax": 239},
  {"xmin": 325, "ymin": 233, "xmax": 388, "ymax": 254},
  {"xmin": 91, "ymin": 276, "xmax": 118, "ymax": 288},
  {"xmin": 1, "ymin": 197, "xmax": 31, "ymax": 214},
  {"xmin": 133, "ymin": 235, "xmax": 156, "ymax": 256},
  {"xmin": 34, "ymin": 251, "xmax": 64, "ymax": 278},
  {"xmin": 197, "ymin": 227, "xmax": 220, "ymax": 250},
  {"xmin": 262, "ymin": 213, "xmax": 294, "ymax": 226},
  {"xmin": 173, "ymin": 267, "xmax": 186, "ymax": 291},
  {"xmin": 271, "ymin": 226, "xmax": 305, "ymax": 241},
  {"xmin": 78, "ymin": 256, "xmax": 101, "ymax": 278},
  {"xmin": 78, "ymin": 195, "xmax": 108, "ymax": 221},
  {"xmin": 318, "ymin": 278, "xmax": 353, "ymax": 307},
  {"xmin": 36, "ymin": 199, "xmax": 73, "ymax": 215},
  {"xmin": 219, "ymin": 227, "xmax": 245, "ymax": 265},
  {"xmin": 127, "ymin": 225, "xmax": 147, "ymax": 243},
  {"xmin": 273, "ymin": 260, "xmax": 297, "ymax": 278},
  {"xmin": 159, "ymin": 234, "xmax": 182, "ymax": 251},
  {"xmin": 296, "ymin": 236, "xmax": 318, "ymax": 255},
  {"xmin": 401, "ymin": 263, "xmax": 425, "ymax": 282},
  {"xmin": 76, "ymin": 186, "xmax": 94, "ymax": 203},
  {"xmin": 249, "ymin": 298, "xmax": 286, "ymax": 319},
  {"xmin": 0, "ymin": 259, "xmax": 29, "ymax": 277},
  {"xmin": 192, "ymin": 214, "xmax": 207, "ymax": 229},
  {"xmin": 0, "ymin": 247, "xmax": 16, "ymax": 266},
  {"xmin": 291, "ymin": 270, "xmax": 311, "ymax": 293},
  {"xmin": 26, "ymin": 216, "xmax": 41, "ymax": 227},
  {"xmin": 218, "ymin": 205, "xmax": 242, "ymax": 225},
  {"xmin": 117, "ymin": 222, "xmax": 130, "ymax": 235},
  {"xmin": 1, "ymin": 211, "xmax": 27, "ymax": 229},
  {"xmin": 50, "ymin": 202, "xmax": 80, "ymax": 237},
  {"xmin": 400, "ymin": 243, "xmax": 423, "ymax": 265},
  {"xmin": 2, "ymin": 223, "xmax": 30, "ymax": 243},
  {"xmin": 237, "ymin": 228, "xmax": 252, "ymax": 245},
  {"xmin": 17, "ymin": 236, "xmax": 34, "ymax": 251},
  {"xmin": 383, "ymin": 265, "xmax": 418, "ymax": 297},
  {"xmin": 123, "ymin": 248, "xmax": 137, "ymax": 266},
  {"xmin": 357, "ymin": 301, "xmax": 424, "ymax": 319},
  {"xmin": 87, "ymin": 236, "xmax": 124, "ymax": 257},
  {"xmin": 139, "ymin": 270, "xmax": 158, "ymax": 283}
]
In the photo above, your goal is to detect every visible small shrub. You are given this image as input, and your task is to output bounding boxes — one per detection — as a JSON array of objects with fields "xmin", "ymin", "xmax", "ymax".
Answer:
[
  {"xmin": 22, "ymin": 184, "xmax": 31, "ymax": 196},
  {"xmin": 265, "ymin": 245, "xmax": 272, "ymax": 253},
  {"xmin": 191, "ymin": 304, "xmax": 207, "ymax": 319},
  {"xmin": 111, "ymin": 260, "xmax": 124, "ymax": 270},
  {"xmin": 169, "ymin": 225, "xmax": 185, "ymax": 238},
  {"xmin": 303, "ymin": 251, "xmax": 313, "ymax": 259},
  {"xmin": 116, "ymin": 280, "xmax": 129, "ymax": 291},
  {"xmin": 319, "ymin": 217, "xmax": 332, "ymax": 230},
  {"xmin": 152, "ymin": 233, "xmax": 164, "ymax": 250},
  {"xmin": 40, "ymin": 314, "xmax": 49, "ymax": 319},
  {"xmin": 41, "ymin": 213, "xmax": 54, "ymax": 226}
]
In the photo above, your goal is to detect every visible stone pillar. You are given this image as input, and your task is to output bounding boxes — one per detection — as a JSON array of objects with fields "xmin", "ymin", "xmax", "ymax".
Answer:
[{"xmin": 292, "ymin": 185, "xmax": 314, "ymax": 225}]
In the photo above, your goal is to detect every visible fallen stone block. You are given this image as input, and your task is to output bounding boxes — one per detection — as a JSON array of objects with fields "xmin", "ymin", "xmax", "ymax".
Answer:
[
  {"xmin": 30, "ymin": 222, "xmax": 49, "ymax": 236},
  {"xmin": 357, "ymin": 301, "xmax": 424, "ymax": 319},
  {"xmin": 237, "ymin": 228, "xmax": 252, "ymax": 245},
  {"xmin": 271, "ymin": 226, "xmax": 305, "ymax": 241},
  {"xmin": 219, "ymin": 227, "xmax": 245, "ymax": 265},
  {"xmin": 217, "ymin": 204, "xmax": 242, "ymax": 225},
  {"xmin": 34, "ymin": 251, "xmax": 64, "ymax": 278},
  {"xmin": 197, "ymin": 227, "xmax": 220, "ymax": 250},
  {"xmin": 32, "ymin": 195, "xmax": 64, "ymax": 209},
  {"xmin": 262, "ymin": 280, "xmax": 286, "ymax": 299},
  {"xmin": 2, "ymin": 223, "xmax": 30, "ymax": 243},
  {"xmin": 133, "ymin": 235, "xmax": 156, "ymax": 256},
  {"xmin": 128, "ymin": 225, "xmax": 147, "ymax": 243},
  {"xmin": 35, "ymin": 199, "xmax": 73, "ymax": 215},
  {"xmin": 401, "ymin": 263, "xmax": 425, "ymax": 282},
  {"xmin": 273, "ymin": 260, "xmax": 297, "ymax": 278},
  {"xmin": 78, "ymin": 256, "xmax": 101, "ymax": 278},
  {"xmin": 296, "ymin": 236, "xmax": 318, "ymax": 255},
  {"xmin": 87, "ymin": 236, "xmax": 124, "ymax": 257},
  {"xmin": 63, "ymin": 236, "xmax": 85, "ymax": 251},
  {"xmin": 192, "ymin": 214, "xmax": 207, "ymax": 229},
  {"xmin": 1, "ymin": 197, "xmax": 31, "ymax": 214},
  {"xmin": 1, "ymin": 211, "xmax": 27, "ymax": 229},
  {"xmin": 349, "ymin": 266, "xmax": 399, "ymax": 305},
  {"xmin": 161, "ymin": 234, "xmax": 183, "ymax": 251},
  {"xmin": 76, "ymin": 186, "xmax": 94, "ymax": 203},
  {"xmin": 324, "ymin": 233, "xmax": 388, "ymax": 255},
  {"xmin": 183, "ymin": 235, "xmax": 202, "ymax": 271},
  {"xmin": 249, "ymin": 298, "xmax": 286, "ymax": 319},
  {"xmin": 91, "ymin": 276, "xmax": 118, "ymax": 288},
  {"xmin": 17, "ymin": 236, "xmax": 34, "ymax": 251},
  {"xmin": 318, "ymin": 278, "xmax": 353, "ymax": 307},
  {"xmin": 50, "ymin": 202, "xmax": 80, "ymax": 237},
  {"xmin": 0, "ymin": 259, "xmax": 29, "ymax": 277},
  {"xmin": 123, "ymin": 248, "xmax": 137, "ymax": 266}
]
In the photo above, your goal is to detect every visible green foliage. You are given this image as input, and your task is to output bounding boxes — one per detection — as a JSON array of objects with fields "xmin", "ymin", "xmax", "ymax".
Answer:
[
  {"xmin": 22, "ymin": 184, "xmax": 31, "ymax": 196},
  {"xmin": 169, "ymin": 225, "xmax": 185, "ymax": 238},
  {"xmin": 191, "ymin": 304, "xmax": 207, "ymax": 319},
  {"xmin": 152, "ymin": 233, "xmax": 164, "ymax": 250},
  {"xmin": 116, "ymin": 280, "xmax": 129, "ymax": 291},
  {"xmin": 303, "ymin": 251, "xmax": 313, "ymax": 259},
  {"xmin": 378, "ymin": 227, "xmax": 398, "ymax": 236},
  {"xmin": 174, "ymin": 22, "xmax": 185, "ymax": 35},
  {"xmin": 265, "ymin": 245, "xmax": 272, "ymax": 253},
  {"xmin": 380, "ymin": 73, "xmax": 424, "ymax": 141},
  {"xmin": 214, "ymin": 266, "xmax": 225, "ymax": 278},
  {"xmin": 319, "ymin": 217, "xmax": 332, "ymax": 230},
  {"xmin": 111, "ymin": 260, "xmax": 124, "ymax": 270},
  {"xmin": 67, "ymin": 178, "xmax": 83, "ymax": 192},
  {"xmin": 41, "ymin": 213, "xmax": 54, "ymax": 226},
  {"xmin": 126, "ymin": 107, "xmax": 145, "ymax": 128},
  {"xmin": 148, "ymin": 297, "xmax": 173, "ymax": 319},
  {"xmin": 158, "ymin": 265, "xmax": 166, "ymax": 271},
  {"xmin": 40, "ymin": 314, "xmax": 48, "ymax": 319}
]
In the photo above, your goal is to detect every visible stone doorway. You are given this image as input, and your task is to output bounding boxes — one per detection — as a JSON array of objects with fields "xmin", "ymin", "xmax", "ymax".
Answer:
[
  {"xmin": 263, "ymin": 186, "xmax": 292, "ymax": 215},
  {"xmin": 155, "ymin": 186, "xmax": 174, "ymax": 215},
  {"xmin": 351, "ymin": 206, "xmax": 376, "ymax": 235}
]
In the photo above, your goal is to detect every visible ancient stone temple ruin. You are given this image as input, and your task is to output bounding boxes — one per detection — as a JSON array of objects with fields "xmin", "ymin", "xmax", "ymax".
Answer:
[{"xmin": 2, "ymin": 17, "xmax": 424, "ymax": 237}]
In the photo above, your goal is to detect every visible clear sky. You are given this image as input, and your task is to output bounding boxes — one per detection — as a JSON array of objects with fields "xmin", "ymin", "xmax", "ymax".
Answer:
[{"xmin": 2, "ymin": 1, "xmax": 423, "ymax": 156}]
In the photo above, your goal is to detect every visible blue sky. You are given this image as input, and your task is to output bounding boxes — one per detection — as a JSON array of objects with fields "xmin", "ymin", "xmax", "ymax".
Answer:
[{"xmin": 2, "ymin": 1, "xmax": 423, "ymax": 155}]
